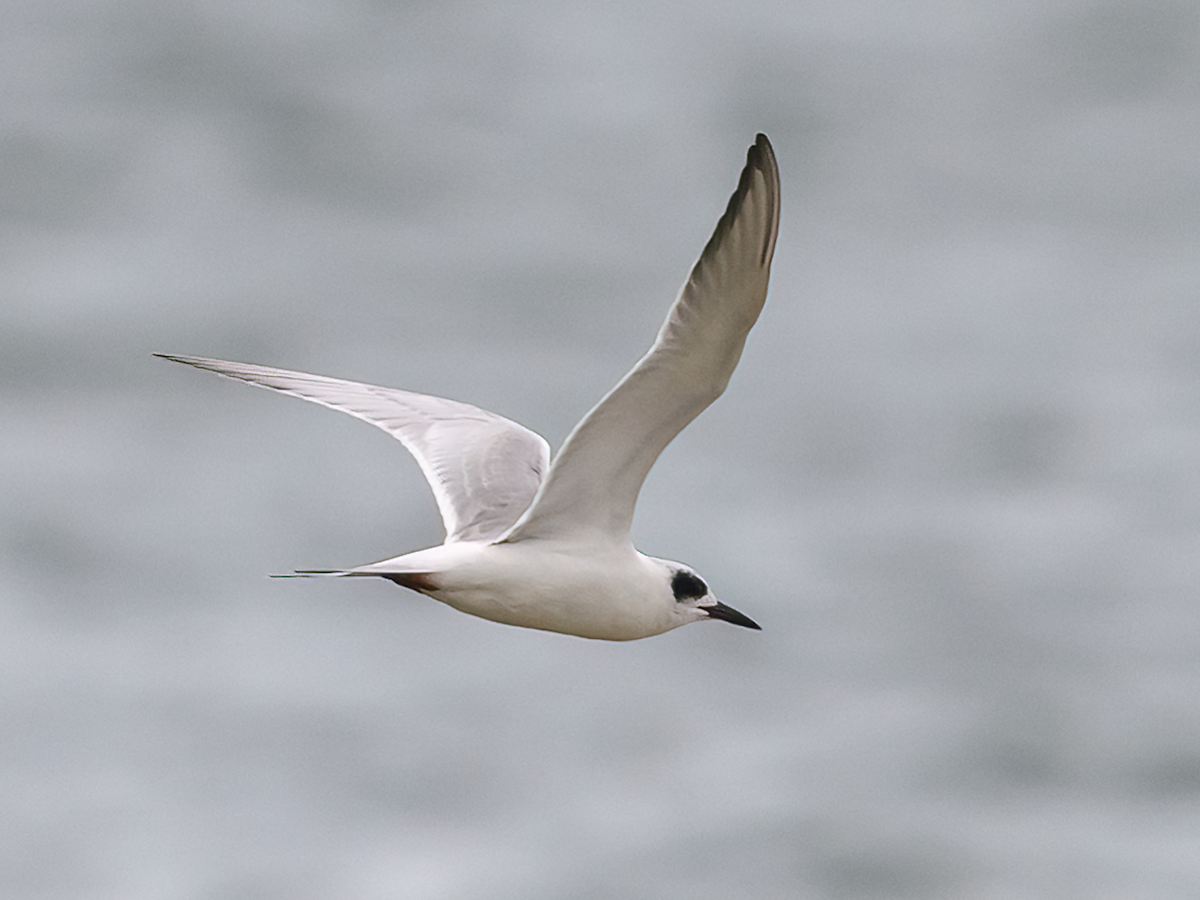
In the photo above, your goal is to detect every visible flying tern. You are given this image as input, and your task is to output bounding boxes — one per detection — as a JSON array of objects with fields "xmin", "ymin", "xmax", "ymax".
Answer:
[{"xmin": 158, "ymin": 133, "xmax": 780, "ymax": 640}]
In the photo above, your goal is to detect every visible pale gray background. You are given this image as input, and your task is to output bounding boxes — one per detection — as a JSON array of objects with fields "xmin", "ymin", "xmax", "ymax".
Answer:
[{"xmin": 4, "ymin": 1, "xmax": 1200, "ymax": 897}]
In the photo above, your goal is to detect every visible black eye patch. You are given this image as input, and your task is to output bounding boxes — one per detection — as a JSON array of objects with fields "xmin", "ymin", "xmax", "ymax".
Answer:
[{"xmin": 671, "ymin": 570, "xmax": 708, "ymax": 601}]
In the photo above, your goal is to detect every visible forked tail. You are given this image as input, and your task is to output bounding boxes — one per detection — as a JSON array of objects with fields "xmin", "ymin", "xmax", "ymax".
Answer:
[
  {"xmin": 269, "ymin": 570, "xmax": 439, "ymax": 593},
  {"xmin": 269, "ymin": 570, "xmax": 352, "ymax": 578}
]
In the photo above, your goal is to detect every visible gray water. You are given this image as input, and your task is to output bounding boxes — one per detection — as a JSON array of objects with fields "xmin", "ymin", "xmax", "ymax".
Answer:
[{"xmin": 4, "ymin": 1, "xmax": 1200, "ymax": 897}]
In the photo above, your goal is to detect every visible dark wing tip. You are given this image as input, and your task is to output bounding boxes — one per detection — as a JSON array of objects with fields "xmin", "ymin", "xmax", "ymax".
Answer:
[
  {"xmin": 702, "ymin": 134, "xmax": 781, "ymax": 270},
  {"xmin": 749, "ymin": 133, "xmax": 774, "ymax": 173},
  {"xmin": 747, "ymin": 134, "xmax": 781, "ymax": 266},
  {"xmin": 154, "ymin": 353, "xmax": 203, "ymax": 368}
]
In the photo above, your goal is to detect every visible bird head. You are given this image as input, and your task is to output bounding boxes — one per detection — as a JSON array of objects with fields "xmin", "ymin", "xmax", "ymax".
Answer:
[{"xmin": 657, "ymin": 562, "xmax": 761, "ymax": 631}]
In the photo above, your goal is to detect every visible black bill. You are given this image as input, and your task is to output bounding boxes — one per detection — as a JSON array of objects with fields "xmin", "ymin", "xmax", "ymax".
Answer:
[{"xmin": 704, "ymin": 601, "xmax": 761, "ymax": 630}]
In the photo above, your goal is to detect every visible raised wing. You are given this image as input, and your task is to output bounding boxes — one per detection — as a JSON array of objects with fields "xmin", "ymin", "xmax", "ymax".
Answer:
[
  {"xmin": 155, "ymin": 355, "xmax": 549, "ymax": 543},
  {"xmin": 505, "ymin": 134, "xmax": 780, "ymax": 544}
]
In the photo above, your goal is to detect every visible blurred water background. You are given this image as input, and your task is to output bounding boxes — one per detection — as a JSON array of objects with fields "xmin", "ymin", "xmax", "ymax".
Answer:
[{"xmin": 4, "ymin": 1, "xmax": 1200, "ymax": 897}]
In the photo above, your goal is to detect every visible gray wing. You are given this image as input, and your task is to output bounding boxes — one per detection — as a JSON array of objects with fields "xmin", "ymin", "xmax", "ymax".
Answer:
[
  {"xmin": 156, "ymin": 355, "xmax": 550, "ymax": 543},
  {"xmin": 504, "ymin": 134, "xmax": 780, "ymax": 543}
]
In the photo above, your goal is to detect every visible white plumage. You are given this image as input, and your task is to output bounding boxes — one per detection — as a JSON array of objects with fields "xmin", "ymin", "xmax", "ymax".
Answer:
[{"xmin": 158, "ymin": 134, "xmax": 780, "ymax": 640}]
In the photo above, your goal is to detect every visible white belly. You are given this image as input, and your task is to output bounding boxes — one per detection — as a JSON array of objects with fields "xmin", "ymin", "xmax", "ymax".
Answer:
[{"xmin": 369, "ymin": 540, "xmax": 679, "ymax": 641}]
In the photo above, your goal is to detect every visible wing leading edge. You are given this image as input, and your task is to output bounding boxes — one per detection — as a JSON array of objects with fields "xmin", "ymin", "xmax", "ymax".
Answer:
[{"xmin": 154, "ymin": 354, "xmax": 550, "ymax": 543}]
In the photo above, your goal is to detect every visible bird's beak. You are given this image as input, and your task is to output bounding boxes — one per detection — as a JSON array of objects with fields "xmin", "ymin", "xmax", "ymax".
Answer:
[{"xmin": 704, "ymin": 601, "xmax": 761, "ymax": 630}]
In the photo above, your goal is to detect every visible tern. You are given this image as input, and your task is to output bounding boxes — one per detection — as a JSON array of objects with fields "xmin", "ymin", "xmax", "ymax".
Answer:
[{"xmin": 157, "ymin": 134, "xmax": 780, "ymax": 640}]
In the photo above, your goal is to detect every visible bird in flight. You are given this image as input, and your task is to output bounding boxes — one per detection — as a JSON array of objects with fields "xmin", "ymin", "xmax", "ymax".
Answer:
[{"xmin": 158, "ymin": 134, "xmax": 780, "ymax": 640}]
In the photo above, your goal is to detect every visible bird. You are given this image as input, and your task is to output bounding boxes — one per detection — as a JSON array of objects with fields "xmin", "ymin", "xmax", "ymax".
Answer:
[{"xmin": 157, "ymin": 133, "xmax": 780, "ymax": 641}]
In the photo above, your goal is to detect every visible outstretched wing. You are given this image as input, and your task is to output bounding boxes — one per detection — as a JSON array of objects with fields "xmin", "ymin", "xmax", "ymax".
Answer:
[
  {"xmin": 505, "ymin": 134, "xmax": 780, "ymax": 544},
  {"xmin": 155, "ymin": 355, "xmax": 549, "ymax": 543}
]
